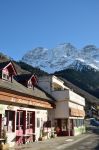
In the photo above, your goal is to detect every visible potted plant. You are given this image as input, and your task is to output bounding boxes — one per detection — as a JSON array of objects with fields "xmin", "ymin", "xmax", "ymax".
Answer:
[
  {"xmin": 0, "ymin": 128, "xmax": 9, "ymax": 150},
  {"xmin": 38, "ymin": 128, "xmax": 48, "ymax": 141},
  {"xmin": 42, "ymin": 131, "xmax": 48, "ymax": 140},
  {"xmin": 50, "ymin": 127, "xmax": 57, "ymax": 138},
  {"xmin": 38, "ymin": 128, "xmax": 43, "ymax": 141}
]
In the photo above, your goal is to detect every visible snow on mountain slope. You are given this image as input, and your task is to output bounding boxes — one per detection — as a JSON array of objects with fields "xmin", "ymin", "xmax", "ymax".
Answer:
[{"xmin": 22, "ymin": 43, "xmax": 99, "ymax": 73}]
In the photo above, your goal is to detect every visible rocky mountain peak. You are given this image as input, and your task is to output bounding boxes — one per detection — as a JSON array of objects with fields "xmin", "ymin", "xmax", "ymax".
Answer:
[
  {"xmin": 22, "ymin": 43, "xmax": 99, "ymax": 73},
  {"xmin": 82, "ymin": 45, "xmax": 97, "ymax": 52}
]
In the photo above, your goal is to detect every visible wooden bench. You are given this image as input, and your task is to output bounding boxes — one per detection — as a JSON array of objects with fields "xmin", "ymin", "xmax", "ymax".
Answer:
[
  {"xmin": 0, "ymin": 138, "xmax": 5, "ymax": 144},
  {"xmin": 27, "ymin": 133, "xmax": 36, "ymax": 135},
  {"xmin": 16, "ymin": 133, "xmax": 36, "ymax": 143}
]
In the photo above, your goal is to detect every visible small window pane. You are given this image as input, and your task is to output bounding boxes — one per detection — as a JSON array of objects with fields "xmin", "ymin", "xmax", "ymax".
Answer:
[
  {"xmin": 20, "ymin": 112, "xmax": 23, "ymax": 126},
  {"xmin": 30, "ymin": 113, "xmax": 32, "ymax": 124},
  {"xmin": 37, "ymin": 118, "xmax": 40, "ymax": 128}
]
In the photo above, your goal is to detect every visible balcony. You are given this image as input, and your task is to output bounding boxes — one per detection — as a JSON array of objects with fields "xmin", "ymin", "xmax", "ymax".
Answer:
[
  {"xmin": 52, "ymin": 90, "xmax": 69, "ymax": 101},
  {"xmin": 52, "ymin": 89, "xmax": 85, "ymax": 106}
]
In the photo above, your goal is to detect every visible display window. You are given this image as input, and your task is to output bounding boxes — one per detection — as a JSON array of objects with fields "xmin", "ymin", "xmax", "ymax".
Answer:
[
  {"xmin": 5, "ymin": 110, "xmax": 15, "ymax": 132},
  {"xmin": 61, "ymin": 119, "xmax": 67, "ymax": 131},
  {"xmin": 16, "ymin": 111, "xmax": 24, "ymax": 130}
]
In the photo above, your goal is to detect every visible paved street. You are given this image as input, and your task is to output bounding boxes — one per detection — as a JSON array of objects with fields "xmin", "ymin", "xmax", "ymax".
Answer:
[
  {"xmin": 64, "ymin": 126, "xmax": 99, "ymax": 150},
  {"xmin": 10, "ymin": 134, "xmax": 92, "ymax": 150},
  {"xmin": 11, "ymin": 126, "xmax": 99, "ymax": 150},
  {"xmin": 65, "ymin": 133, "xmax": 99, "ymax": 150}
]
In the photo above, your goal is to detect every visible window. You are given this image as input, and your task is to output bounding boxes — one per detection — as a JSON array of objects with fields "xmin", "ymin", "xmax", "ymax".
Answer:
[
  {"xmin": 54, "ymin": 120, "xmax": 58, "ymax": 128},
  {"xmin": 16, "ymin": 111, "xmax": 24, "ymax": 130},
  {"xmin": 62, "ymin": 119, "xmax": 67, "ymax": 131},
  {"xmin": 5, "ymin": 110, "xmax": 15, "ymax": 132},
  {"xmin": 2, "ymin": 73, "xmax": 9, "ymax": 80},
  {"xmin": 74, "ymin": 119, "xmax": 84, "ymax": 127},
  {"xmin": 80, "ymin": 119, "xmax": 84, "ymax": 126},
  {"xmin": 74, "ymin": 119, "xmax": 78, "ymax": 127},
  {"xmin": 28, "ymin": 80, "xmax": 33, "ymax": 88},
  {"xmin": 41, "ymin": 118, "xmax": 43, "ymax": 128},
  {"xmin": 37, "ymin": 118, "xmax": 40, "ymax": 128},
  {"xmin": 74, "ymin": 119, "xmax": 76, "ymax": 127},
  {"xmin": 16, "ymin": 112, "xmax": 19, "ymax": 129},
  {"xmin": 20, "ymin": 111, "xmax": 23, "ymax": 126},
  {"xmin": 43, "ymin": 121, "xmax": 51, "ymax": 128},
  {"xmin": 27, "ymin": 112, "xmax": 33, "ymax": 129}
]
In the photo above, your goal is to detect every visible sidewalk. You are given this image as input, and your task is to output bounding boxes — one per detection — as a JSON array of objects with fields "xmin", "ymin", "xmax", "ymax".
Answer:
[{"xmin": 10, "ymin": 133, "xmax": 92, "ymax": 150}]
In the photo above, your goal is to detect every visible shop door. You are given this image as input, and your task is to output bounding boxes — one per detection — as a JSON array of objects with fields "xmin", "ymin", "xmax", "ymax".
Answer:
[
  {"xmin": 5, "ymin": 110, "xmax": 15, "ymax": 133},
  {"xmin": 56, "ymin": 119, "xmax": 69, "ymax": 136},
  {"xmin": 16, "ymin": 110, "xmax": 26, "ymax": 144},
  {"xmin": 16, "ymin": 110, "xmax": 25, "ymax": 135},
  {"xmin": 55, "ymin": 119, "xmax": 62, "ymax": 136},
  {"xmin": 26, "ymin": 111, "xmax": 35, "ymax": 142}
]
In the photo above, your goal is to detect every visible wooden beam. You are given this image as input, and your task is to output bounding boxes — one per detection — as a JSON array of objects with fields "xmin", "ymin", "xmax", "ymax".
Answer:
[{"xmin": 0, "ymin": 90, "xmax": 53, "ymax": 109}]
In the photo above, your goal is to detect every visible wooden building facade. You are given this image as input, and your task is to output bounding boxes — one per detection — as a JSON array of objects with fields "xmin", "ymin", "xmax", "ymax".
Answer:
[{"xmin": 0, "ymin": 61, "xmax": 54, "ymax": 146}]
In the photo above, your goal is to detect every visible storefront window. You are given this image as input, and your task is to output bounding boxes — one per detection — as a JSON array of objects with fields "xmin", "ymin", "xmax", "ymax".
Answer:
[
  {"xmin": 54, "ymin": 120, "xmax": 58, "ymax": 128},
  {"xmin": 16, "ymin": 112, "xmax": 19, "ymax": 129},
  {"xmin": 16, "ymin": 111, "xmax": 24, "ymax": 130},
  {"xmin": 37, "ymin": 118, "xmax": 40, "ymax": 128},
  {"xmin": 27, "ymin": 112, "xmax": 33, "ymax": 129},
  {"xmin": 20, "ymin": 111, "xmax": 23, "ymax": 126},
  {"xmin": 5, "ymin": 110, "xmax": 15, "ymax": 132},
  {"xmin": 74, "ymin": 119, "xmax": 84, "ymax": 127},
  {"xmin": 62, "ymin": 119, "xmax": 67, "ymax": 131}
]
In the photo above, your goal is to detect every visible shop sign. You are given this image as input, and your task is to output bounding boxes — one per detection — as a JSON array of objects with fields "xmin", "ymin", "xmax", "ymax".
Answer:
[{"xmin": 7, "ymin": 105, "xmax": 14, "ymax": 110}]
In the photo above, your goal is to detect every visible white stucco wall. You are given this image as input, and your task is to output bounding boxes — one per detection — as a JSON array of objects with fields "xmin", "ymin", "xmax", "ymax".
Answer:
[
  {"xmin": 74, "ymin": 126, "xmax": 86, "ymax": 136},
  {"xmin": 55, "ymin": 101, "xmax": 69, "ymax": 118},
  {"xmin": 52, "ymin": 90, "xmax": 85, "ymax": 107},
  {"xmin": 38, "ymin": 76, "xmax": 85, "ymax": 107},
  {"xmin": 35, "ymin": 110, "xmax": 48, "ymax": 141},
  {"xmin": 48, "ymin": 109, "xmax": 55, "ymax": 127},
  {"xmin": 69, "ymin": 91, "xmax": 85, "ymax": 106}
]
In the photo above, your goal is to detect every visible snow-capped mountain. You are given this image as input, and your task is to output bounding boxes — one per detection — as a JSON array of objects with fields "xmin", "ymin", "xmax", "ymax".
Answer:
[{"xmin": 22, "ymin": 43, "xmax": 99, "ymax": 73}]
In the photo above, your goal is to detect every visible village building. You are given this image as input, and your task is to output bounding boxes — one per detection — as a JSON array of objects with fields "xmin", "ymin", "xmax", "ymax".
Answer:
[
  {"xmin": 0, "ymin": 61, "xmax": 54, "ymax": 147},
  {"xmin": 38, "ymin": 75, "xmax": 86, "ymax": 136},
  {"xmin": 60, "ymin": 77, "xmax": 99, "ymax": 119},
  {"xmin": 0, "ymin": 61, "xmax": 88, "ymax": 148}
]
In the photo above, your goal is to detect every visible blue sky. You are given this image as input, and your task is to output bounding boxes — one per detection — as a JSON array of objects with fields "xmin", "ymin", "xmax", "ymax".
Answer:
[{"xmin": 0, "ymin": 0, "xmax": 99, "ymax": 60}]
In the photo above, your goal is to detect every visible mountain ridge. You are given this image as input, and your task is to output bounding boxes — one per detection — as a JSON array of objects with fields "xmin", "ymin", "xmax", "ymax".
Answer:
[
  {"xmin": 21, "ymin": 43, "xmax": 99, "ymax": 98},
  {"xmin": 1, "ymin": 42, "xmax": 99, "ymax": 99},
  {"xmin": 22, "ymin": 43, "xmax": 99, "ymax": 73}
]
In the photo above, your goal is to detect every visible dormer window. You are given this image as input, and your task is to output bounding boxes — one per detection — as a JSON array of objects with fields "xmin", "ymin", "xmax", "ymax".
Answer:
[
  {"xmin": 28, "ymin": 80, "xmax": 33, "ymax": 88},
  {"xmin": 1, "ymin": 61, "xmax": 17, "ymax": 82},
  {"xmin": 2, "ymin": 73, "xmax": 9, "ymax": 80},
  {"xmin": 2, "ymin": 68, "xmax": 10, "ymax": 81},
  {"xmin": 27, "ymin": 75, "xmax": 38, "ymax": 89}
]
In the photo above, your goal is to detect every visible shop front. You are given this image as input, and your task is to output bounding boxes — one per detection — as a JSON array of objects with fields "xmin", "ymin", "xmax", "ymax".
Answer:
[
  {"xmin": 0, "ymin": 88, "xmax": 53, "ymax": 146},
  {"xmin": 16, "ymin": 110, "xmax": 35, "ymax": 144},
  {"xmin": 55, "ymin": 119, "xmax": 74, "ymax": 136}
]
